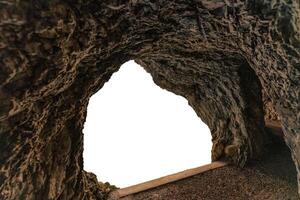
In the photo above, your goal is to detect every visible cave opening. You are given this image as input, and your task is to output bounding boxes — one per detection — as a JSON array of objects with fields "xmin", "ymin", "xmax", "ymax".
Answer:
[{"xmin": 83, "ymin": 61, "xmax": 212, "ymax": 188}]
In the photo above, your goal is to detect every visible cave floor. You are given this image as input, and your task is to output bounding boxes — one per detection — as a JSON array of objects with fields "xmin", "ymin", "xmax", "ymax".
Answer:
[{"xmin": 120, "ymin": 125, "xmax": 299, "ymax": 200}]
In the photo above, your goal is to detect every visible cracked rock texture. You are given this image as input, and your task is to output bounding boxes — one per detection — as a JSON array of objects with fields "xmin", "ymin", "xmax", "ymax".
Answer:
[{"xmin": 0, "ymin": 0, "xmax": 300, "ymax": 199}]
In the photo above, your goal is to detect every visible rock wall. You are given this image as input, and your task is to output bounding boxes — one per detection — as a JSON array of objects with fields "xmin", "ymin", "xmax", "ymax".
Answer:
[{"xmin": 1, "ymin": 0, "xmax": 300, "ymax": 199}]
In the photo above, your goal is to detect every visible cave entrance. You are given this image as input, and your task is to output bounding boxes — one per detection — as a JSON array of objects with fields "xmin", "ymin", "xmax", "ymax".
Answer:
[{"xmin": 83, "ymin": 61, "xmax": 212, "ymax": 188}]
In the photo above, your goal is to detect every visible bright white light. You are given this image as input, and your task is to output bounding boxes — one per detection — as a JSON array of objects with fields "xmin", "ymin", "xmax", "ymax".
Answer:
[{"xmin": 83, "ymin": 60, "xmax": 212, "ymax": 188}]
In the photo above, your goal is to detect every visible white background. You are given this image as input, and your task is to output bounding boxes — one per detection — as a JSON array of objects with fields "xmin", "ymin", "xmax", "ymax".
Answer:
[{"xmin": 83, "ymin": 61, "xmax": 212, "ymax": 188}]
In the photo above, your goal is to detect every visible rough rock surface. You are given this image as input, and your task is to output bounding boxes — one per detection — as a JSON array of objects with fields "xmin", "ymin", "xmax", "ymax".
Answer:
[{"xmin": 0, "ymin": 0, "xmax": 300, "ymax": 199}]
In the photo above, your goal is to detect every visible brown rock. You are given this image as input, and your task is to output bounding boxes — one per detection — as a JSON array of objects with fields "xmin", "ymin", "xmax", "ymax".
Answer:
[{"xmin": 0, "ymin": 1, "xmax": 300, "ymax": 199}]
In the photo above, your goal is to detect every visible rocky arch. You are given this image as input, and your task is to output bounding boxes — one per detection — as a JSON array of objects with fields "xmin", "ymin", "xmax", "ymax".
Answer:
[
  {"xmin": 136, "ymin": 51, "xmax": 267, "ymax": 166},
  {"xmin": 1, "ymin": 1, "xmax": 300, "ymax": 200}
]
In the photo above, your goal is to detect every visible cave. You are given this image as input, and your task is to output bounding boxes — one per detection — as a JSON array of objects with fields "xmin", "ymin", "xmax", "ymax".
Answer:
[
  {"xmin": 83, "ymin": 60, "xmax": 212, "ymax": 188},
  {"xmin": 1, "ymin": 1, "xmax": 300, "ymax": 200}
]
